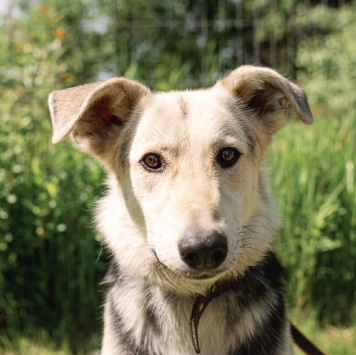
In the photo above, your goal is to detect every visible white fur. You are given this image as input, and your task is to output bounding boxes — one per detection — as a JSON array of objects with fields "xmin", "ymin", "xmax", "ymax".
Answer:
[{"xmin": 49, "ymin": 65, "xmax": 313, "ymax": 354}]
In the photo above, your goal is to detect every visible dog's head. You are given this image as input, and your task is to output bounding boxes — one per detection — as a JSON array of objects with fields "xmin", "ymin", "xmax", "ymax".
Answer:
[{"xmin": 49, "ymin": 66, "xmax": 313, "ymax": 295}]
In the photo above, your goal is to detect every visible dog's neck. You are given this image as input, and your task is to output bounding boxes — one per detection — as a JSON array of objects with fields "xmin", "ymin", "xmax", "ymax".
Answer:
[{"xmin": 190, "ymin": 279, "xmax": 237, "ymax": 354}]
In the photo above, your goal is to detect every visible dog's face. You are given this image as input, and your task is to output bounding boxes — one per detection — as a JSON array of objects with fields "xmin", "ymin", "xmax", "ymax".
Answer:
[
  {"xmin": 127, "ymin": 90, "xmax": 261, "ymax": 278},
  {"xmin": 49, "ymin": 66, "xmax": 313, "ymax": 295}
]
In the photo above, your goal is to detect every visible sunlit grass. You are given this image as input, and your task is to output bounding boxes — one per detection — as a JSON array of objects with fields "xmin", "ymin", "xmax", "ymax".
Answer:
[
  {"xmin": 268, "ymin": 107, "xmax": 355, "ymax": 325},
  {"xmin": 1, "ymin": 338, "xmax": 69, "ymax": 355},
  {"xmin": 292, "ymin": 311, "xmax": 356, "ymax": 355},
  {"xmin": 3, "ymin": 319, "xmax": 355, "ymax": 355}
]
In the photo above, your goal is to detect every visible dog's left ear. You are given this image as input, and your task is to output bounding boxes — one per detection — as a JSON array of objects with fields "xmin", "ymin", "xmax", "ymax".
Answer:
[{"xmin": 216, "ymin": 65, "xmax": 313, "ymax": 134}]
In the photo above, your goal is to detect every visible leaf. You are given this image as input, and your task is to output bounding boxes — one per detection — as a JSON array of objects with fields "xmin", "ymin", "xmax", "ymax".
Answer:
[
  {"xmin": 45, "ymin": 182, "xmax": 57, "ymax": 198},
  {"xmin": 317, "ymin": 237, "xmax": 342, "ymax": 252}
]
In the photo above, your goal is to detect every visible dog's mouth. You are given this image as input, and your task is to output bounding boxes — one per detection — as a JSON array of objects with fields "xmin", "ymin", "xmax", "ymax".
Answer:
[
  {"xmin": 152, "ymin": 250, "xmax": 225, "ymax": 281},
  {"xmin": 184, "ymin": 271, "xmax": 219, "ymax": 280}
]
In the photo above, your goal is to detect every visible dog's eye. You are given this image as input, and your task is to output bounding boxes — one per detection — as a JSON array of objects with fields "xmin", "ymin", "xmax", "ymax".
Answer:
[
  {"xmin": 217, "ymin": 147, "xmax": 240, "ymax": 168},
  {"xmin": 141, "ymin": 153, "xmax": 163, "ymax": 172}
]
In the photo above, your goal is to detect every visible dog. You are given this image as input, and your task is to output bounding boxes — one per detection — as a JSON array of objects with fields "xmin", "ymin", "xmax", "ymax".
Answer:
[{"xmin": 49, "ymin": 65, "xmax": 313, "ymax": 355}]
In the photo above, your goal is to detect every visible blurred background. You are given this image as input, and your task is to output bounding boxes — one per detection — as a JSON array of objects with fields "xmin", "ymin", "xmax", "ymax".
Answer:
[{"xmin": 0, "ymin": 0, "xmax": 355, "ymax": 354}]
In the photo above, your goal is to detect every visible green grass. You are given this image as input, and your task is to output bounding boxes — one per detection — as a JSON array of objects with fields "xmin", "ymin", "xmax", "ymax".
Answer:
[
  {"xmin": 268, "ymin": 107, "xmax": 355, "ymax": 326},
  {"xmin": 0, "ymin": 331, "xmax": 101, "ymax": 355},
  {"xmin": 292, "ymin": 312, "xmax": 356, "ymax": 355},
  {"xmin": 3, "ymin": 342, "xmax": 69, "ymax": 355},
  {"xmin": 3, "ymin": 317, "xmax": 354, "ymax": 355}
]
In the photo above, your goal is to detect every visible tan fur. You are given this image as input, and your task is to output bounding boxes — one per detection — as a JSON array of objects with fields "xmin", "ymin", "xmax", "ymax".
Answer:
[{"xmin": 49, "ymin": 65, "xmax": 313, "ymax": 354}]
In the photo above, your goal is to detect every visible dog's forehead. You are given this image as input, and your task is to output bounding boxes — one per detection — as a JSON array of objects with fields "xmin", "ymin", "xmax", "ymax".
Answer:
[{"xmin": 134, "ymin": 89, "xmax": 248, "ymax": 148}]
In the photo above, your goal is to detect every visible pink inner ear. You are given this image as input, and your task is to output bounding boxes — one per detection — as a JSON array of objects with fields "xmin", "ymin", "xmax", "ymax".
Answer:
[{"xmin": 94, "ymin": 97, "xmax": 113, "ymax": 121}]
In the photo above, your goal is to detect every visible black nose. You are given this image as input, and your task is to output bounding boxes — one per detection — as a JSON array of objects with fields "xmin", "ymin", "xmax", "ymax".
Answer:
[{"xmin": 178, "ymin": 232, "xmax": 228, "ymax": 270}]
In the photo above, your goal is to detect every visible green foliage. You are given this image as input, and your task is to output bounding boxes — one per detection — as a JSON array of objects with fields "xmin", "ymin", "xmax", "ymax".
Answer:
[
  {"xmin": 0, "ymin": 4, "xmax": 107, "ymax": 351},
  {"xmin": 271, "ymin": 5, "xmax": 356, "ymax": 326},
  {"xmin": 270, "ymin": 112, "xmax": 355, "ymax": 326},
  {"xmin": 297, "ymin": 5, "xmax": 356, "ymax": 114}
]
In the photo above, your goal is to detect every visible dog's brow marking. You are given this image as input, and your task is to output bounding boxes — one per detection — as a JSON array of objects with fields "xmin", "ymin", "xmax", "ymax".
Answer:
[
  {"xmin": 216, "ymin": 96, "xmax": 256, "ymax": 160},
  {"xmin": 178, "ymin": 95, "xmax": 188, "ymax": 118},
  {"xmin": 240, "ymin": 120, "xmax": 256, "ymax": 160},
  {"xmin": 118, "ymin": 133, "xmax": 131, "ymax": 169},
  {"xmin": 118, "ymin": 119, "xmax": 166, "ymax": 169}
]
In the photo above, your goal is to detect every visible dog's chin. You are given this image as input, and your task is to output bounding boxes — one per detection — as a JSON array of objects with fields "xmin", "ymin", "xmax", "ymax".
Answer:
[
  {"xmin": 181, "ymin": 268, "xmax": 227, "ymax": 281},
  {"xmin": 151, "ymin": 257, "xmax": 230, "ymax": 296},
  {"xmin": 185, "ymin": 272, "xmax": 219, "ymax": 280}
]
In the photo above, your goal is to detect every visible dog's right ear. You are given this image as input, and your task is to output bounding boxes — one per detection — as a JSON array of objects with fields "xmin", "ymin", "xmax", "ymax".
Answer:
[
  {"xmin": 49, "ymin": 78, "xmax": 149, "ymax": 161},
  {"xmin": 216, "ymin": 65, "xmax": 313, "ymax": 135}
]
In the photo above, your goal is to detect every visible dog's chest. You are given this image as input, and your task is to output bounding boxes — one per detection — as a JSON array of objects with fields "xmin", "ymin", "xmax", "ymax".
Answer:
[
  {"xmin": 146, "ymin": 292, "xmax": 242, "ymax": 355},
  {"xmin": 108, "ymin": 282, "xmax": 259, "ymax": 355},
  {"xmin": 105, "ymin": 253, "xmax": 289, "ymax": 355}
]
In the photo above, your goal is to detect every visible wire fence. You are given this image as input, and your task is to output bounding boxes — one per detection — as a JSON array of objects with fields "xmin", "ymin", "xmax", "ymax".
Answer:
[
  {"xmin": 2, "ymin": 0, "xmax": 355, "ymax": 87},
  {"xmin": 90, "ymin": 0, "xmax": 355, "ymax": 88}
]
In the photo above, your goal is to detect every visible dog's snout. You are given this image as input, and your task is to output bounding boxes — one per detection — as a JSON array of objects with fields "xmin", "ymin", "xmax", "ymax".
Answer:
[{"xmin": 178, "ymin": 232, "xmax": 228, "ymax": 270}]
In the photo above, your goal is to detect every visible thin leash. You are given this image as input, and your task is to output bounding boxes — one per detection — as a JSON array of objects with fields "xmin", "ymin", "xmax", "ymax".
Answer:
[
  {"xmin": 290, "ymin": 323, "xmax": 326, "ymax": 355},
  {"xmin": 189, "ymin": 280, "xmax": 326, "ymax": 354}
]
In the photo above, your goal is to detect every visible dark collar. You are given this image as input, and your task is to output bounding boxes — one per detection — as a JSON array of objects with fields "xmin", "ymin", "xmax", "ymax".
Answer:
[
  {"xmin": 189, "ymin": 280, "xmax": 325, "ymax": 355},
  {"xmin": 190, "ymin": 280, "xmax": 234, "ymax": 354}
]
